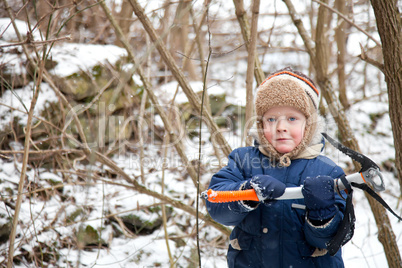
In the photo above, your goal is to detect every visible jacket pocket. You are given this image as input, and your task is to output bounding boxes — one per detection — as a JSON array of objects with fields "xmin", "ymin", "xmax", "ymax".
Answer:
[
  {"xmin": 229, "ymin": 227, "xmax": 254, "ymax": 251},
  {"xmin": 228, "ymin": 227, "xmax": 261, "ymax": 268},
  {"xmin": 297, "ymin": 240, "xmax": 315, "ymax": 257}
]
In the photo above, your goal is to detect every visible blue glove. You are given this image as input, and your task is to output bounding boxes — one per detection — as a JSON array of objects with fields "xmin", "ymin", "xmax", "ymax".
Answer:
[
  {"xmin": 302, "ymin": 176, "xmax": 337, "ymax": 221},
  {"xmin": 244, "ymin": 175, "xmax": 286, "ymax": 202}
]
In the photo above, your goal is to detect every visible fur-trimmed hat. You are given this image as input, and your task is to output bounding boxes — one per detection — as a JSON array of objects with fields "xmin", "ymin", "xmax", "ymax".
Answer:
[{"xmin": 255, "ymin": 67, "xmax": 321, "ymax": 166}]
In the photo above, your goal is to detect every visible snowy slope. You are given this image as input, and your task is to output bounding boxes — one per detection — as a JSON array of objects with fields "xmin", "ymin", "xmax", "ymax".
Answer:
[{"xmin": 0, "ymin": 4, "xmax": 401, "ymax": 267}]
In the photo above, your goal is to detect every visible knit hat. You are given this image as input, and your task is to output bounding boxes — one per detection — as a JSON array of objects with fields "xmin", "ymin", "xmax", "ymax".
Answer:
[{"xmin": 255, "ymin": 67, "xmax": 320, "ymax": 166}]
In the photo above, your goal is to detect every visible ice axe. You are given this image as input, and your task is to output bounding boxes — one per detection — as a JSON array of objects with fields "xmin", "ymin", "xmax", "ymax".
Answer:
[
  {"xmin": 201, "ymin": 133, "xmax": 400, "ymax": 221},
  {"xmin": 202, "ymin": 133, "xmax": 401, "ymax": 255}
]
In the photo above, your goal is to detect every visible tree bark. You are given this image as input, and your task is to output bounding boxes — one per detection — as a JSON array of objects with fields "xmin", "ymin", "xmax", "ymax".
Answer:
[
  {"xmin": 369, "ymin": 2, "xmax": 402, "ymax": 265},
  {"xmin": 244, "ymin": 0, "xmax": 259, "ymax": 146},
  {"xmin": 370, "ymin": 0, "xmax": 402, "ymax": 193}
]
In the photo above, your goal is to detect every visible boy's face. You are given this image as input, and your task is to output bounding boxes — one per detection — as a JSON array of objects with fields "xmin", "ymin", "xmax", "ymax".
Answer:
[{"xmin": 262, "ymin": 106, "xmax": 307, "ymax": 154}]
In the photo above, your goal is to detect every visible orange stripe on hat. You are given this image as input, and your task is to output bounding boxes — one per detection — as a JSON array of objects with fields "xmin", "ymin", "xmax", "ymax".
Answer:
[{"xmin": 260, "ymin": 71, "xmax": 320, "ymax": 97}]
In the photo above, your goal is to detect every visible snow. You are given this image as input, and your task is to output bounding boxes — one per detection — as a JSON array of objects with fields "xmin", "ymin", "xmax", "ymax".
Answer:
[
  {"xmin": 0, "ymin": 18, "xmax": 127, "ymax": 78},
  {"xmin": 154, "ymin": 80, "xmax": 227, "ymax": 105},
  {"xmin": 0, "ymin": 18, "xmax": 41, "ymax": 42},
  {"xmin": 0, "ymin": 82, "xmax": 58, "ymax": 129},
  {"xmin": 48, "ymin": 43, "xmax": 127, "ymax": 77},
  {"xmin": 0, "ymin": 7, "xmax": 401, "ymax": 268}
]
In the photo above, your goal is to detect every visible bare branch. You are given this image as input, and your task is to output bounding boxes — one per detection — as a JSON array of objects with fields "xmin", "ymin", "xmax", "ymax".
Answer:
[
  {"xmin": 244, "ymin": 0, "xmax": 259, "ymax": 146},
  {"xmin": 312, "ymin": 0, "xmax": 381, "ymax": 47},
  {"xmin": 7, "ymin": 60, "xmax": 45, "ymax": 268},
  {"xmin": 358, "ymin": 43, "xmax": 384, "ymax": 72},
  {"xmin": 0, "ymin": 35, "xmax": 72, "ymax": 48},
  {"xmin": 282, "ymin": 0, "xmax": 316, "ymax": 59},
  {"xmin": 232, "ymin": 0, "xmax": 265, "ymax": 85}
]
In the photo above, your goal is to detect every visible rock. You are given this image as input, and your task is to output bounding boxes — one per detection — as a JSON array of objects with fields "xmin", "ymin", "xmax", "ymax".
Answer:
[
  {"xmin": 76, "ymin": 225, "xmax": 106, "ymax": 249},
  {"xmin": 0, "ymin": 219, "xmax": 12, "ymax": 244},
  {"xmin": 113, "ymin": 206, "xmax": 173, "ymax": 235}
]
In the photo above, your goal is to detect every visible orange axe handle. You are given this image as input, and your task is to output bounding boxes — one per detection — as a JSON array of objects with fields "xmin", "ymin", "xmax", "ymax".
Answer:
[{"xmin": 202, "ymin": 188, "xmax": 259, "ymax": 203}]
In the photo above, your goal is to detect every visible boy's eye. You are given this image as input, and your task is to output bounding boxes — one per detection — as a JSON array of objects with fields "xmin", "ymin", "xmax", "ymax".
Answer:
[
  {"xmin": 289, "ymin": 117, "xmax": 296, "ymax": 121},
  {"xmin": 266, "ymin": 118, "xmax": 276, "ymax": 122}
]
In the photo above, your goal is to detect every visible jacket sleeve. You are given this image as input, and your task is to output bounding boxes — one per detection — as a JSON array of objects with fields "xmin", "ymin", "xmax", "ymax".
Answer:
[
  {"xmin": 206, "ymin": 148, "xmax": 255, "ymax": 226},
  {"xmin": 303, "ymin": 166, "xmax": 347, "ymax": 249}
]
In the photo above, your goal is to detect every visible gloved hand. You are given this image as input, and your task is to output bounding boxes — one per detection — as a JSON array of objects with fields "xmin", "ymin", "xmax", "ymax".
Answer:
[
  {"xmin": 302, "ymin": 176, "xmax": 337, "ymax": 221},
  {"xmin": 244, "ymin": 175, "xmax": 286, "ymax": 202}
]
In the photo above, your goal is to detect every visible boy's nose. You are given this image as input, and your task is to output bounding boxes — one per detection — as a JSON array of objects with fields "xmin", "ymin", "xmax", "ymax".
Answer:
[{"xmin": 276, "ymin": 119, "xmax": 287, "ymax": 132}]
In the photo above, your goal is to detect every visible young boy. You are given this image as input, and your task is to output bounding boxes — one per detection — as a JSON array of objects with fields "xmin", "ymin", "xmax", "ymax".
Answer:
[{"xmin": 206, "ymin": 67, "xmax": 346, "ymax": 267}]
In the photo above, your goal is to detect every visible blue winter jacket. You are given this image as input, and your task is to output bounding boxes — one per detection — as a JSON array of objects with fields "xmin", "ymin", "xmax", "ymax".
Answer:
[{"xmin": 206, "ymin": 146, "xmax": 346, "ymax": 268}]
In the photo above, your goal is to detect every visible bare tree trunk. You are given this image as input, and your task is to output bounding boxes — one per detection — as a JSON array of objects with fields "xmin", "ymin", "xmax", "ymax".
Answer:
[
  {"xmin": 283, "ymin": 1, "xmax": 401, "ymax": 267},
  {"xmin": 335, "ymin": 0, "xmax": 349, "ymax": 109},
  {"xmin": 244, "ymin": 0, "xmax": 259, "ymax": 146},
  {"xmin": 170, "ymin": 0, "xmax": 199, "ymax": 80},
  {"xmin": 189, "ymin": 1, "xmax": 209, "ymax": 79},
  {"xmin": 369, "ymin": 3, "xmax": 402, "ymax": 265},
  {"xmin": 315, "ymin": 1, "xmax": 329, "ymax": 78},
  {"xmin": 370, "ymin": 0, "xmax": 402, "ymax": 194},
  {"xmin": 115, "ymin": 1, "xmax": 133, "ymax": 47},
  {"xmin": 158, "ymin": 0, "xmax": 172, "ymax": 42},
  {"xmin": 232, "ymin": 0, "xmax": 265, "ymax": 85}
]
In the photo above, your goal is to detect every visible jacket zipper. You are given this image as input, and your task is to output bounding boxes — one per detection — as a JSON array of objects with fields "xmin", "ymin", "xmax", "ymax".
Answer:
[{"xmin": 280, "ymin": 166, "xmax": 291, "ymax": 267}]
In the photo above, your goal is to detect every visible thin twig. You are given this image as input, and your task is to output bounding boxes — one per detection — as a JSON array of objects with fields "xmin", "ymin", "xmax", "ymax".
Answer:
[
  {"xmin": 0, "ymin": 149, "xmax": 82, "ymax": 154},
  {"xmin": 0, "ymin": 102, "xmax": 61, "ymax": 132},
  {"xmin": 358, "ymin": 43, "xmax": 384, "ymax": 72},
  {"xmin": 188, "ymin": 0, "xmax": 223, "ymax": 167},
  {"xmin": 7, "ymin": 60, "xmax": 45, "ymax": 268},
  {"xmin": 196, "ymin": 4, "xmax": 213, "ymax": 267},
  {"xmin": 138, "ymin": 34, "xmax": 151, "ymax": 184},
  {"xmin": 157, "ymin": 33, "xmax": 175, "ymax": 266},
  {"xmin": 3, "ymin": 2, "xmax": 49, "ymax": 260},
  {"xmin": 161, "ymin": 115, "xmax": 174, "ymax": 267},
  {"xmin": 0, "ymin": 35, "xmax": 72, "ymax": 48}
]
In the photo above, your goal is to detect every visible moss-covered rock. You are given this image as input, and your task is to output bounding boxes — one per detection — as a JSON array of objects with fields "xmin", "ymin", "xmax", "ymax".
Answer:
[
  {"xmin": 64, "ymin": 112, "xmax": 133, "ymax": 149},
  {"xmin": 0, "ymin": 217, "xmax": 12, "ymax": 244},
  {"xmin": 66, "ymin": 207, "xmax": 84, "ymax": 224},
  {"xmin": 55, "ymin": 64, "xmax": 119, "ymax": 101},
  {"xmin": 76, "ymin": 225, "xmax": 106, "ymax": 249},
  {"xmin": 179, "ymin": 93, "xmax": 246, "ymax": 139},
  {"xmin": 114, "ymin": 206, "xmax": 173, "ymax": 235}
]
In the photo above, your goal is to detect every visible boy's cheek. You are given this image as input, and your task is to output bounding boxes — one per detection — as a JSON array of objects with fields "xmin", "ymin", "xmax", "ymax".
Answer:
[
  {"xmin": 263, "ymin": 124, "xmax": 275, "ymax": 134},
  {"xmin": 263, "ymin": 129, "xmax": 273, "ymax": 141}
]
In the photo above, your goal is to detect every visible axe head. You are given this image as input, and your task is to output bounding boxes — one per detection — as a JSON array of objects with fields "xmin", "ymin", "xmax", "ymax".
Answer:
[{"xmin": 322, "ymin": 133, "xmax": 385, "ymax": 192}]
